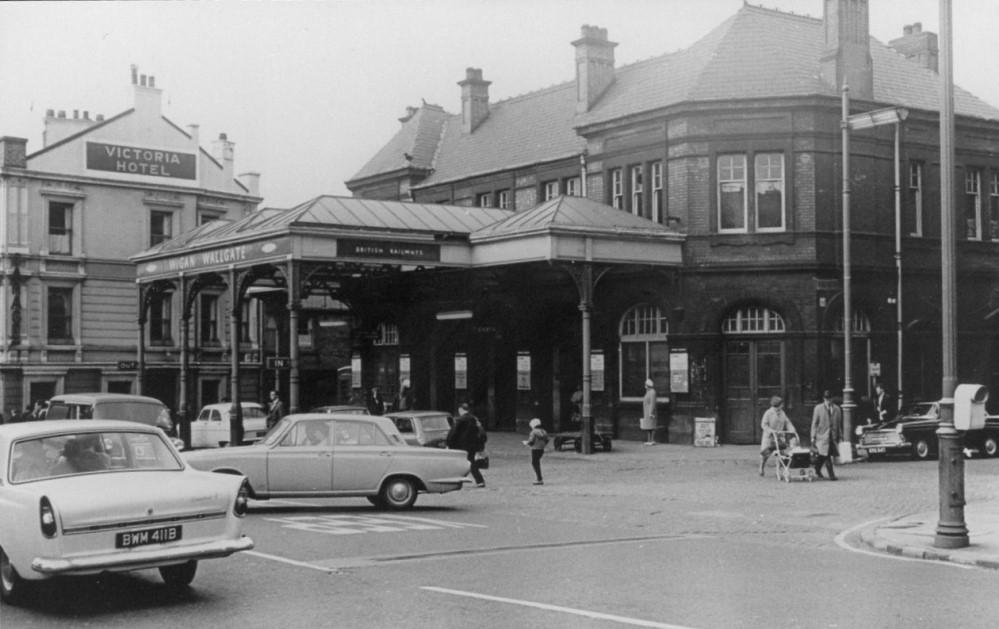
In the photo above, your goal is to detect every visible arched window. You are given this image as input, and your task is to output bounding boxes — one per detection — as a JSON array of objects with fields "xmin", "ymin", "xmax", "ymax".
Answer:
[
  {"xmin": 832, "ymin": 310, "xmax": 871, "ymax": 334},
  {"xmin": 722, "ymin": 306, "xmax": 785, "ymax": 334},
  {"xmin": 618, "ymin": 304, "xmax": 668, "ymax": 399}
]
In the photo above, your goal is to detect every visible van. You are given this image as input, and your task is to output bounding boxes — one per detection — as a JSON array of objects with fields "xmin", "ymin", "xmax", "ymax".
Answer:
[
  {"xmin": 45, "ymin": 393, "xmax": 174, "ymax": 434},
  {"xmin": 191, "ymin": 402, "xmax": 268, "ymax": 448}
]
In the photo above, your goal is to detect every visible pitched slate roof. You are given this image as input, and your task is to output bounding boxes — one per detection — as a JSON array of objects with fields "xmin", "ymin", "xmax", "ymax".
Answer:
[
  {"xmin": 471, "ymin": 195, "xmax": 677, "ymax": 242},
  {"xmin": 350, "ymin": 4, "xmax": 999, "ymax": 191},
  {"xmin": 349, "ymin": 104, "xmax": 450, "ymax": 182},
  {"xmin": 137, "ymin": 196, "xmax": 514, "ymax": 256}
]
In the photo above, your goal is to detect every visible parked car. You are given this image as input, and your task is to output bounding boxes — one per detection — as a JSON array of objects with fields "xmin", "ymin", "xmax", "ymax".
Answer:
[
  {"xmin": 308, "ymin": 405, "xmax": 370, "ymax": 415},
  {"xmin": 44, "ymin": 393, "xmax": 183, "ymax": 450},
  {"xmin": 856, "ymin": 401, "xmax": 999, "ymax": 460},
  {"xmin": 191, "ymin": 402, "xmax": 268, "ymax": 448},
  {"xmin": 182, "ymin": 413, "xmax": 469, "ymax": 509},
  {"xmin": 0, "ymin": 420, "xmax": 254, "ymax": 605},
  {"xmin": 384, "ymin": 410, "xmax": 452, "ymax": 447}
]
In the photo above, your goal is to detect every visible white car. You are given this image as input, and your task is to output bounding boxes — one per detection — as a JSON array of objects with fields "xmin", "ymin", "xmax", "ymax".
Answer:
[
  {"xmin": 183, "ymin": 413, "xmax": 470, "ymax": 509},
  {"xmin": 191, "ymin": 402, "xmax": 269, "ymax": 448},
  {"xmin": 0, "ymin": 420, "xmax": 254, "ymax": 605}
]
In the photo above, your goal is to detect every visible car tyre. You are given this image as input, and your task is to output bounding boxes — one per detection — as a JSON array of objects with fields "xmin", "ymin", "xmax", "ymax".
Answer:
[
  {"xmin": 0, "ymin": 546, "xmax": 29, "ymax": 605},
  {"xmin": 983, "ymin": 436, "xmax": 999, "ymax": 458},
  {"xmin": 378, "ymin": 477, "xmax": 418, "ymax": 510},
  {"xmin": 217, "ymin": 441, "xmax": 228, "ymax": 448},
  {"xmin": 159, "ymin": 560, "xmax": 198, "ymax": 588},
  {"xmin": 912, "ymin": 438, "xmax": 933, "ymax": 460}
]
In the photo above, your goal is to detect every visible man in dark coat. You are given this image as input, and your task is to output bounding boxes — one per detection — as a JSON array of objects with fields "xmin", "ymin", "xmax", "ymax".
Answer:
[
  {"xmin": 446, "ymin": 402, "xmax": 486, "ymax": 487},
  {"xmin": 811, "ymin": 390, "xmax": 842, "ymax": 480},
  {"xmin": 874, "ymin": 382, "xmax": 894, "ymax": 424}
]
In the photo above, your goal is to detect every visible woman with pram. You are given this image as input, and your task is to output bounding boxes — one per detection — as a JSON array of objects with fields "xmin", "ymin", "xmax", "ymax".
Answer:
[{"xmin": 759, "ymin": 395, "xmax": 798, "ymax": 476}]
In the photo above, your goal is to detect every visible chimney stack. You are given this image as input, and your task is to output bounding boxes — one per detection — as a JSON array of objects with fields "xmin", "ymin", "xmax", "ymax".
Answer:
[
  {"xmin": 890, "ymin": 22, "xmax": 939, "ymax": 72},
  {"xmin": 572, "ymin": 25, "xmax": 617, "ymax": 114},
  {"xmin": 820, "ymin": 0, "xmax": 873, "ymax": 100},
  {"xmin": 458, "ymin": 68, "xmax": 490, "ymax": 134},
  {"xmin": 212, "ymin": 132, "xmax": 235, "ymax": 181},
  {"xmin": 131, "ymin": 65, "xmax": 163, "ymax": 120},
  {"xmin": 0, "ymin": 137, "xmax": 28, "ymax": 168},
  {"xmin": 43, "ymin": 107, "xmax": 99, "ymax": 147},
  {"xmin": 237, "ymin": 172, "xmax": 261, "ymax": 197}
]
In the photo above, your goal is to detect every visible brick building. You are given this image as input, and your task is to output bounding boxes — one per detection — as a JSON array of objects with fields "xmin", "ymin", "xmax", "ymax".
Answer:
[
  {"xmin": 0, "ymin": 67, "xmax": 260, "ymax": 418},
  {"xmin": 346, "ymin": 1, "xmax": 999, "ymax": 444}
]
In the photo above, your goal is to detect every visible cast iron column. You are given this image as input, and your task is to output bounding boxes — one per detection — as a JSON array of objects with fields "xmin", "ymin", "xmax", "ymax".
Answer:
[
  {"xmin": 178, "ymin": 274, "xmax": 191, "ymax": 448},
  {"xmin": 934, "ymin": 0, "xmax": 968, "ymax": 549},
  {"xmin": 228, "ymin": 266, "xmax": 244, "ymax": 446},
  {"xmin": 840, "ymin": 82, "xmax": 856, "ymax": 456}
]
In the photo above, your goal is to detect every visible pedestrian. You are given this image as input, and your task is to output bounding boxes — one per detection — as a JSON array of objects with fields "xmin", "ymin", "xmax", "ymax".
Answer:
[
  {"xmin": 811, "ymin": 390, "xmax": 842, "ymax": 480},
  {"xmin": 8, "ymin": 408, "xmax": 21, "ymax": 423},
  {"xmin": 523, "ymin": 418, "xmax": 549, "ymax": 485},
  {"xmin": 759, "ymin": 395, "xmax": 797, "ymax": 476},
  {"xmin": 266, "ymin": 390, "xmax": 285, "ymax": 430},
  {"xmin": 396, "ymin": 379, "xmax": 414, "ymax": 411},
  {"xmin": 446, "ymin": 402, "xmax": 486, "ymax": 487},
  {"xmin": 570, "ymin": 384, "xmax": 583, "ymax": 425},
  {"xmin": 641, "ymin": 379, "xmax": 657, "ymax": 445},
  {"xmin": 366, "ymin": 386, "xmax": 386, "ymax": 415},
  {"xmin": 874, "ymin": 382, "xmax": 894, "ymax": 424}
]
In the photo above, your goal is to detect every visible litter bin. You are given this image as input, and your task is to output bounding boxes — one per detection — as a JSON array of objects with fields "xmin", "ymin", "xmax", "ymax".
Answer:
[{"xmin": 693, "ymin": 417, "xmax": 717, "ymax": 447}]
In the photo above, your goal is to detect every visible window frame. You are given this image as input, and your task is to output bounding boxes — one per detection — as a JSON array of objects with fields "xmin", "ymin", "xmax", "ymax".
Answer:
[
  {"xmin": 199, "ymin": 293, "xmax": 221, "ymax": 345},
  {"xmin": 150, "ymin": 210, "xmax": 174, "ymax": 247},
  {"xmin": 48, "ymin": 201, "xmax": 74, "ymax": 255},
  {"xmin": 618, "ymin": 304, "xmax": 669, "ymax": 401},
  {"xmin": 989, "ymin": 172, "xmax": 999, "ymax": 241},
  {"xmin": 497, "ymin": 189, "xmax": 511, "ymax": 210},
  {"xmin": 629, "ymin": 165, "xmax": 644, "ymax": 218},
  {"xmin": 909, "ymin": 161, "xmax": 924, "ymax": 237},
  {"xmin": 753, "ymin": 153, "xmax": 785, "ymax": 232},
  {"xmin": 717, "ymin": 154, "xmax": 749, "ymax": 233},
  {"xmin": 965, "ymin": 168, "xmax": 982, "ymax": 241},
  {"xmin": 46, "ymin": 285, "xmax": 75, "ymax": 345},
  {"xmin": 476, "ymin": 193, "xmax": 493, "ymax": 208},
  {"xmin": 565, "ymin": 176, "xmax": 582, "ymax": 197},
  {"xmin": 651, "ymin": 161, "xmax": 664, "ymax": 224},
  {"xmin": 149, "ymin": 291, "xmax": 174, "ymax": 346},
  {"xmin": 610, "ymin": 168, "xmax": 624, "ymax": 209},
  {"xmin": 542, "ymin": 180, "xmax": 559, "ymax": 202}
]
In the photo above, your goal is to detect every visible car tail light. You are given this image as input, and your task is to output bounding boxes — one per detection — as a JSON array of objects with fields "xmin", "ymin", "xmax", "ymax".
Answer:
[
  {"xmin": 40, "ymin": 496, "xmax": 58, "ymax": 538},
  {"xmin": 896, "ymin": 424, "xmax": 905, "ymax": 434},
  {"xmin": 233, "ymin": 479, "xmax": 250, "ymax": 517}
]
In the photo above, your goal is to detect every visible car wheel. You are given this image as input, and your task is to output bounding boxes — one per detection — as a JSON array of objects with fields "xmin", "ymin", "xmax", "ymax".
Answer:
[
  {"xmin": 159, "ymin": 560, "xmax": 198, "ymax": 588},
  {"xmin": 378, "ymin": 477, "xmax": 418, "ymax": 510},
  {"xmin": 984, "ymin": 436, "xmax": 999, "ymax": 458},
  {"xmin": 0, "ymin": 546, "xmax": 28, "ymax": 605},
  {"xmin": 913, "ymin": 438, "xmax": 933, "ymax": 460},
  {"xmin": 217, "ymin": 441, "xmax": 228, "ymax": 448}
]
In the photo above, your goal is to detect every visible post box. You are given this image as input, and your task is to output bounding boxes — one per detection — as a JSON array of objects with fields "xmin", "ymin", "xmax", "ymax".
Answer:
[{"xmin": 953, "ymin": 384, "xmax": 988, "ymax": 431}]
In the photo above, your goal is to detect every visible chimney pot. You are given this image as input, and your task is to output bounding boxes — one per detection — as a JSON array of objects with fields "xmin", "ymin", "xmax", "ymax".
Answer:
[
  {"xmin": 58, "ymin": 110, "xmax": 66, "ymax": 119},
  {"xmin": 219, "ymin": 132, "xmax": 228, "ymax": 140},
  {"xmin": 131, "ymin": 64, "xmax": 138, "ymax": 85},
  {"xmin": 149, "ymin": 75, "xmax": 155, "ymax": 88},
  {"xmin": 83, "ymin": 111, "xmax": 89, "ymax": 120},
  {"xmin": 903, "ymin": 24, "xmax": 912, "ymax": 35},
  {"xmin": 913, "ymin": 22, "xmax": 922, "ymax": 33},
  {"xmin": 46, "ymin": 109, "xmax": 54, "ymax": 118},
  {"xmin": 97, "ymin": 114, "xmax": 104, "ymax": 122},
  {"xmin": 73, "ymin": 110, "xmax": 79, "ymax": 119},
  {"xmin": 140, "ymin": 74, "xmax": 147, "ymax": 87}
]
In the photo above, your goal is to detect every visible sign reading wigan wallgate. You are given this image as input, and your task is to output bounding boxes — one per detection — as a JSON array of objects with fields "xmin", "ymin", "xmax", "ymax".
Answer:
[
  {"xmin": 137, "ymin": 238, "xmax": 292, "ymax": 278},
  {"xmin": 87, "ymin": 142, "xmax": 196, "ymax": 180},
  {"xmin": 338, "ymin": 238, "xmax": 440, "ymax": 262}
]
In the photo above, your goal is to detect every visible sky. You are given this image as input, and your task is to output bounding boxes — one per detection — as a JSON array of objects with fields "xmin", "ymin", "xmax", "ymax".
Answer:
[{"xmin": 2, "ymin": 0, "xmax": 998, "ymax": 209}]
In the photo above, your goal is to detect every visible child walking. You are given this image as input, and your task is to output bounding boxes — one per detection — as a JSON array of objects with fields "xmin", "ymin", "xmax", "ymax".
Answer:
[{"xmin": 523, "ymin": 418, "xmax": 549, "ymax": 485}]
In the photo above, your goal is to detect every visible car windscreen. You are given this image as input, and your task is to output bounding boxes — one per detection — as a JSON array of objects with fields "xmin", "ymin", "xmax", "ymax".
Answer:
[
  {"xmin": 8, "ymin": 430, "xmax": 183, "ymax": 483},
  {"xmin": 420, "ymin": 414, "xmax": 451, "ymax": 430}
]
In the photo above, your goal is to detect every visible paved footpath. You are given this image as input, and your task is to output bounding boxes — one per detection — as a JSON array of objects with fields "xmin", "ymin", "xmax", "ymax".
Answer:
[{"xmin": 484, "ymin": 428, "xmax": 999, "ymax": 570}]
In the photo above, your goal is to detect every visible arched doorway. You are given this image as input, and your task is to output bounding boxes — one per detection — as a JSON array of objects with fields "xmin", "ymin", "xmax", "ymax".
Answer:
[{"xmin": 722, "ymin": 306, "xmax": 786, "ymax": 444}]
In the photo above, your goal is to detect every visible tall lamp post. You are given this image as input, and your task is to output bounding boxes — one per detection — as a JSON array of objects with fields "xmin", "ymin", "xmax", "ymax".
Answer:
[
  {"xmin": 840, "ymin": 85, "xmax": 907, "ymax": 459},
  {"xmin": 934, "ymin": 0, "xmax": 968, "ymax": 550}
]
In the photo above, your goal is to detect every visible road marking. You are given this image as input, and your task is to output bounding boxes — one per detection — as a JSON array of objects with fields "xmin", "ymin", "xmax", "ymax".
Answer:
[
  {"xmin": 263, "ymin": 514, "xmax": 487, "ymax": 536},
  {"xmin": 835, "ymin": 518, "xmax": 973, "ymax": 570},
  {"xmin": 422, "ymin": 587, "xmax": 700, "ymax": 629},
  {"xmin": 243, "ymin": 550, "xmax": 339, "ymax": 573}
]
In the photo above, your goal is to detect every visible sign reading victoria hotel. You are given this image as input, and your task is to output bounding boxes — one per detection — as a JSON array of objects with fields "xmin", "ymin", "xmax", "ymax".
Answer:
[{"xmin": 87, "ymin": 142, "xmax": 196, "ymax": 180}]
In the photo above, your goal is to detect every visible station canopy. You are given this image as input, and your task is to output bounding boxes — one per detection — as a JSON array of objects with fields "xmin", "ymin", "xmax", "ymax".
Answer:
[{"xmin": 131, "ymin": 195, "xmax": 684, "ymax": 283}]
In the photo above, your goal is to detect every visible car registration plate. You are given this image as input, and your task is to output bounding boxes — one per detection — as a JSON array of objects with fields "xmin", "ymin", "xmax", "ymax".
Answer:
[
  {"xmin": 865, "ymin": 447, "xmax": 886, "ymax": 454},
  {"xmin": 115, "ymin": 525, "xmax": 182, "ymax": 548}
]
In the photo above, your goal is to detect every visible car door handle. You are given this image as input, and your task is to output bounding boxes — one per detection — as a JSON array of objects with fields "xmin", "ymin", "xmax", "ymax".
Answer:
[{"xmin": 379, "ymin": 451, "xmax": 392, "ymax": 457}]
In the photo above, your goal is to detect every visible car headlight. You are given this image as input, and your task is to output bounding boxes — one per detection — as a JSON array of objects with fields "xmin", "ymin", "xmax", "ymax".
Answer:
[
  {"xmin": 233, "ymin": 479, "xmax": 251, "ymax": 517},
  {"xmin": 40, "ymin": 496, "xmax": 58, "ymax": 538},
  {"xmin": 855, "ymin": 426, "xmax": 864, "ymax": 436}
]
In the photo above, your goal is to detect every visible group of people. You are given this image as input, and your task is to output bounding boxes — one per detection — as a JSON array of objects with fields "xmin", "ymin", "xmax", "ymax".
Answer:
[
  {"xmin": 1, "ymin": 399, "xmax": 48, "ymax": 424},
  {"xmin": 365, "ymin": 380, "xmax": 415, "ymax": 416},
  {"xmin": 759, "ymin": 389, "xmax": 856, "ymax": 480},
  {"xmin": 445, "ymin": 402, "xmax": 550, "ymax": 487}
]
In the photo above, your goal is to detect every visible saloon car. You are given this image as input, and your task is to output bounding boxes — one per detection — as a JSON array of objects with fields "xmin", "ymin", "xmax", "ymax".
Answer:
[
  {"xmin": 182, "ymin": 413, "xmax": 470, "ymax": 509},
  {"xmin": 0, "ymin": 420, "xmax": 253, "ymax": 605},
  {"xmin": 384, "ymin": 410, "xmax": 452, "ymax": 447},
  {"xmin": 44, "ymin": 392, "xmax": 185, "ymax": 451},
  {"xmin": 856, "ymin": 401, "xmax": 999, "ymax": 460},
  {"xmin": 191, "ymin": 402, "xmax": 269, "ymax": 448}
]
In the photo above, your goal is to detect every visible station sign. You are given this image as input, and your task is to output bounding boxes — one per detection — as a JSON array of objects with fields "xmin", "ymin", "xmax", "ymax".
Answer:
[{"xmin": 266, "ymin": 357, "xmax": 291, "ymax": 369}]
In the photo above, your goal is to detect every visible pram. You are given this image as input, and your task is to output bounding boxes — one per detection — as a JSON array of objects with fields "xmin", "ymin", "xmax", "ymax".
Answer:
[{"xmin": 768, "ymin": 430, "xmax": 815, "ymax": 482}]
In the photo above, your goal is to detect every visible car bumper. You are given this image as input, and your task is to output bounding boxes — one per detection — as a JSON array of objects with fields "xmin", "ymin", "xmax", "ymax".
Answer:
[
  {"xmin": 424, "ymin": 477, "xmax": 472, "ymax": 493},
  {"xmin": 30, "ymin": 535, "xmax": 254, "ymax": 576},
  {"xmin": 857, "ymin": 442, "xmax": 909, "ymax": 456}
]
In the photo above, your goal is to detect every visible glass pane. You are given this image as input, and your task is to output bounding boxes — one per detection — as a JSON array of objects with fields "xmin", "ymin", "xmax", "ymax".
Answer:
[
  {"xmin": 649, "ymin": 342, "xmax": 670, "ymax": 393},
  {"xmin": 756, "ymin": 181, "xmax": 783, "ymax": 228},
  {"xmin": 621, "ymin": 342, "xmax": 646, "ymax": 397},
  {"xmin": 720, "ymin": 183, "xmax": 745, "ymax": 229},
  {"xmin": 725, "ymin": 341, "xmax": 751, "ymax": 398}
]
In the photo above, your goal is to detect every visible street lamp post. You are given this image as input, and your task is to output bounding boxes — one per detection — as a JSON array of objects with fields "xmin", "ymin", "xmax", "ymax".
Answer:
[
  {"xmin": 841, "ymin": 89, "xmax": 908, "ymax": 460},
  {"xmin": 934, "ymin": 0, "xmax": 969, "ymax": 550}
]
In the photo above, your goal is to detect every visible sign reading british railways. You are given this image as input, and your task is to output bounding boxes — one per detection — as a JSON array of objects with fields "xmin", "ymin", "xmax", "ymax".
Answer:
[
  {"xmin": 339, "ymin": 238, "xmax": 439, "ymax": 262},
  {"xmin": 87, "ymin": 142, "xmax": 196, "ymax": 180}
]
